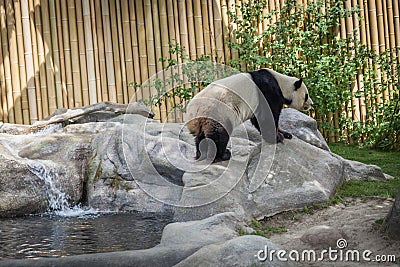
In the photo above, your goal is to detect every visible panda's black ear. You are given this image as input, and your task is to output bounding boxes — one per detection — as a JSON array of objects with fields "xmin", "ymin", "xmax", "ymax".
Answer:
[{"xmin": 294, "ymin": 79, "xmax": 302, "ymax": 90}]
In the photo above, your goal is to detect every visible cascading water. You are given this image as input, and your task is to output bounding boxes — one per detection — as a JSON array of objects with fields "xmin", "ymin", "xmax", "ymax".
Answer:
[{"xmin": 0, "ymin": 127, "xmax": 97, "ymax": 217}]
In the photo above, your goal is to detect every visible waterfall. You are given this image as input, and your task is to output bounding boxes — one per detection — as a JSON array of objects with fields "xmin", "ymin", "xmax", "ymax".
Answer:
[
  {"xmin": 0, "ymin": 138, "xmax": 99, "ymax": 217},
  {"xmin": 26, "ymin": 160, "xmax": 71, "ymax": 212}
]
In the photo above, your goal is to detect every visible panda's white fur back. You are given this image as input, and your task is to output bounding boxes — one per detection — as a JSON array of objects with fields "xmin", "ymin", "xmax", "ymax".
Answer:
[{"xmin": 186, "ymin": 73, "xmax": 259, "ymax": 130}]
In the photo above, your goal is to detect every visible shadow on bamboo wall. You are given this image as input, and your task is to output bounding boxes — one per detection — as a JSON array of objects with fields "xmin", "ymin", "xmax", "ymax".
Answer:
[{"xmin": 0, "ymin": 0, "xmax": 399, "ymax": 129}]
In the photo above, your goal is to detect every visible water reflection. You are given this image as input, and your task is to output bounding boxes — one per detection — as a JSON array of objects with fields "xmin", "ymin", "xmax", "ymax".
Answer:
[{"xmin": 0, "ymin": 212, "xmax": 172, "ymax": 259}]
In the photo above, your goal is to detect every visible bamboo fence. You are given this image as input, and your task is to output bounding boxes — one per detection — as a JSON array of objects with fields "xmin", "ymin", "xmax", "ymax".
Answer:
[{"xmin": 0, "ymin": 0, "xmax": 398, "ymax": 141}]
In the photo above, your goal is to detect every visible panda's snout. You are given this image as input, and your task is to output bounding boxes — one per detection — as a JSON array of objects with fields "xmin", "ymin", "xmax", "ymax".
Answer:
[{"xmin": 303, "ymin": 100, "xmax": 313, "ymax": 111}]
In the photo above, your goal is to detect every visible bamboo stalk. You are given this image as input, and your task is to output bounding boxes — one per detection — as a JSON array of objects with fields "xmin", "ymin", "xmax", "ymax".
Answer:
[
  {"xmin": 75, "ymin": 0, "xmax": 90, "ymax": 106},
  {"xmin": 227, "ymin": 0, "xmax": 238, "ymax": 61},
  {"xmin": 108, "ymin": 0, "xmax": 123, "ymax": 103},
  {"xmin": 135, "ymin": 0, "xmax": 150, "ymax": 100},
  {"xmin": 116, "ymin": 0, "xmax": 128, "ymax": 104},
  {"xmin": 49, "ymin": 0, "xmax": 63, "ymax": 109},
  {"xmin": 0, "ymin": 44, "xmax": 5, "ymax": 122},
  {"xmin": 344, "ymin": 0, "xmax": 360, "ymax": 123},
  {"xmin": 393, "ymin": 0, "xmax": 400, "ymax": 49},
  {"xmin": 186, "ymin": 0, "xmax": 197, "ymax": 59},
  {"xmin": 144, "ymin": 0, "xmax": 157, "ymax": 76},
  {"xmin": 144, "ymin": 0, "xmax": 160, "ymax": 120},
  {"xmin": 90, "ymin": 0, "xmax": 102, "ymax": 103},
  {"xmin": 61, "ymin": 0, "xmax": 74, "ymax": 108},
  {"xmin": 214, "ymin": 0, "xmax": 225, "ymax": 62},
  {"xmin": 41, "ymin": 0, "xmax": 57, "ymax": 115},
  {"xmin": 377, "ymin": 0, "xmax": 390, "ymax": 102},
  {"xmin": 101, "ymin": 0, "xmax": 117, "ymax": 102},
  {"xmin": 207, "ymin": 0, "xmax": 216, "ymax": 57},
  {"xmin": 201, "ymin": 0, "xmax": 211, "ymax": 55},
  {"xmin": 68, "ymin": 0, "xmax": 83, "ymax": 107},
  {"xmin": 55, "ymin": 0, "xmax": 68, "ymax": 108},
  {"xmin": 166, "ymin": 0, "xmax": 176, "ymax": 61},
  {"xmin": 21, "ymin": 0, "xmax": 38, "ymax": 123},
  {"xmin": 82, "ymin": 0, "xmax": 97, "ymax": 104},
  {"xmin": 367, "ymin": 0, "xmax": 382, "ymax": 108},
  {"xmin": 94, "ymin": 0, "xmax": 108, "ymax": 102},
  {"xmin": 381, "ymin": 0, "xmax": 390, "ymax": 50},
  {"xmin": 221, "ymin": 0, "xmax": 231, "ymax": 62},
  {"xmin": 368, "ymin": 0, "xmax": 379, "ymax": 53},
  {"xmin": 28, "ymin": 0, "xmax": 43, "ymax": 120},
  {"xmin": 0, "ymin": 2, "xmax": 7, "ymax": 122},
  {"xmin": 121, "ymin": 0, "xmax": 134, "ymax": 102},
  {"xmin": 158, "ymin": 0, "xmax": 169, "ymax": 63},
  {"xmin": 375, "ymin": 0, "xmax": 386, "ymax": 52},
  {"xmin": 172, "ymin": 0, "xmax": 181, "ymax": 60},
  {"xmin": 193, "ymin": 0, "xmax": 204, "ymax": 56},
  {"xmin": 129, "ymin": 0, "xmax": 142, "ymax": 101},
  {"xmin": 166, "ymin": 0, "xmax": 179, "ymax": 121},
  {"xmin": 151, "ymin": 0, "xmax": 162, "ymax": 71},
  {"xmin": 6, "ymin": 0, "xmax": 23, "ymax": 123},
  {"xmin": 386, "ymin": 0, "xmax": 396, "ymax": 49},
  {"xmin": 14, "ymin": 0, "xmax": 30, "ymax": 124},
  {"xmin": 178, "ymin": 0, "xmax": 190, "ymax": 60},
  {"xmin": 354, "ymin": 0, "xmax": 367, "ymax": 124},
  {"xmin": 151, "ymin": 0, "xmax": 167, "ymax": 121}
]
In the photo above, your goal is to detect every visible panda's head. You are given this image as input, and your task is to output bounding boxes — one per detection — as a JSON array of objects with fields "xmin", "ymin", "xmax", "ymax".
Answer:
[
  {"xmin": 266, "ymin": 69, "xmax": 313, "ymax": 111},
  {"xmin": 288, "ymin": 79, "xmax": 313, "ymax": 111}
]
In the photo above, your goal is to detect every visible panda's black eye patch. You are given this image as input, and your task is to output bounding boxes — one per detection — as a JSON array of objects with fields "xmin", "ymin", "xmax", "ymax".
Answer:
[{"xmin": 305, "ymin": 93, "xmax": 308, "ymax": 102}]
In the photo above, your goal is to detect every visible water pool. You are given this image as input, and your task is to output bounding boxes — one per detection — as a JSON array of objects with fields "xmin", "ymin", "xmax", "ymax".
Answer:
[{"xmin": 0, "ymin": 211, "xmax": 172, "ymax": 259}]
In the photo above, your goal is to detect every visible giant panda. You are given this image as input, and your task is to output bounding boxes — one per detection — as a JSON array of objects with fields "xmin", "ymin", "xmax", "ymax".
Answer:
[{"xmin": 185, "ymin": 68, "xmax": 313, "ymax": 163}]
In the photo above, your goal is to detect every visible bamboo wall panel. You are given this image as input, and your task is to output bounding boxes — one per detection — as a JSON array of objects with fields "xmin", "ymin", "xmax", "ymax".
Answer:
[{"xmin": 0, "ymin": 0, "xmax": 398, "ymax": 133}]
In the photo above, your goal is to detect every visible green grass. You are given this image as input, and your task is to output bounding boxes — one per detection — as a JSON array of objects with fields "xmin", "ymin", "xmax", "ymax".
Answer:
[
  {"xmin": 329, "ymin": 143, "xmax": 400, "ymax": 198},
  {"xmin": 250, "ymin": 219, "xmax": 287, "ymax": 238}
]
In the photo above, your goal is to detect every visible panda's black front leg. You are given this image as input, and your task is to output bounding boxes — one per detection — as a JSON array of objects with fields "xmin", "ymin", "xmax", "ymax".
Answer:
[{"xmin": 278, "ymin": 127, "xmax": 292, "ymax": 139}]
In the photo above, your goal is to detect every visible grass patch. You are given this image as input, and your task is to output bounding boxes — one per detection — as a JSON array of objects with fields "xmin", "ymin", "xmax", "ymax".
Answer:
[
  {"xmin": 250, "ymin": 219, "xmax": 287, "ymax": 238},
  {"xmin": 330, "ymin": 143, "xmax": 400, "ymax": 198}
]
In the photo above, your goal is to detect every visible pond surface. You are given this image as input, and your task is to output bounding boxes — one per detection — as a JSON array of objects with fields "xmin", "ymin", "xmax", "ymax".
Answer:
[{"xmin": 0, "ymin": 210, "xmax": 172, "ymax": 259}]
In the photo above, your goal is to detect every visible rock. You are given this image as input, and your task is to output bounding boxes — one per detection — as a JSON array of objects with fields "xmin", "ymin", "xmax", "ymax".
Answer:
[
  {"xmin": 176, "ymin": 235, "xmax": 290, "ymax": 267},
  {"xmin": 335, "ymin": 156, "xmax": 388, "ymax": 181},
  {"xmin": 176, "ymin": 135, "xmax": 343, "ymax": 221},
  {"xmin": 383, "ymin": 186, "xmax": 400, "ymax": 240},
  {"xmin": 160, "ymin": 212, "xmax": 239, "ymax": 248},
  {"xmin": 279, "ymin": 108, "xmax": 330, "ymax": 151},
  {"xmin": 41, "ymin": 101, "xmax": 155, "ymax": 124},
  {"xmin": 0, "ymin": 244, "xmax": 200, "ymax": 267},
  {"xmin": 0, "ymin": 122, "xmax": 31, "ymax": 134},
  {"xmin": 300, "ymin": 225, "xmax": 345, "ymax": 248},
  {"xmin": 86, "ymin": 119, "xmax": 188, "ymax": 212}
]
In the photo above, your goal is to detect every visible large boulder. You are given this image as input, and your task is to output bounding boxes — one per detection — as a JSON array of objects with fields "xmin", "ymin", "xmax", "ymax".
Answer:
[{"xmin": 176, "ymin": 130, "xmax": 343, "ymax": 221}]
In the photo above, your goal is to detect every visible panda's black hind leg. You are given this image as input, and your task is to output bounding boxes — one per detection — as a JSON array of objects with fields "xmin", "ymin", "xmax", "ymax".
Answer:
[
  {"xmin": 194, "ymin": 132, "xmax": 205, "ymax": 160},
  {"xmin": 204, "ymin": 121, "xmax": 231, "ymax": 163}
]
